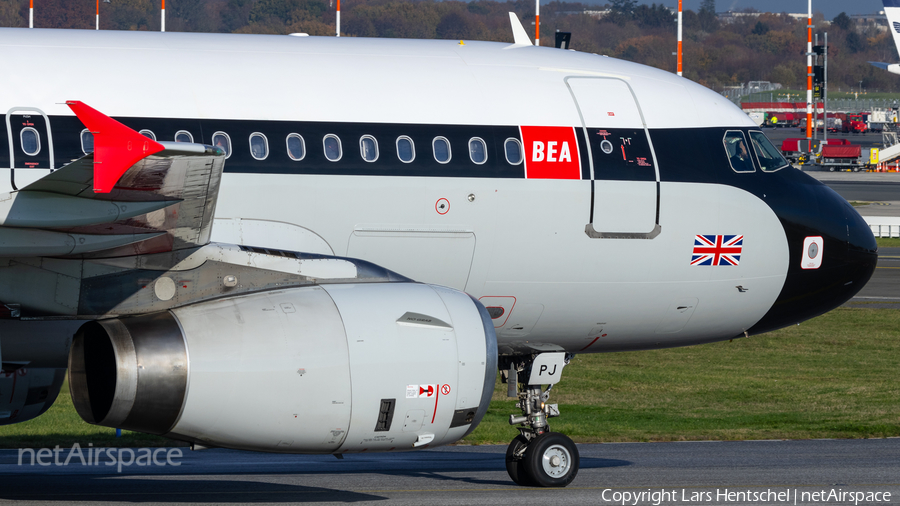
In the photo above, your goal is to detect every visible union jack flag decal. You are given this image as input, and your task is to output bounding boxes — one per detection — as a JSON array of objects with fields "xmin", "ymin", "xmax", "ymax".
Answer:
[{"xmin": 691, "ymin": 235, "xmax": 743, "ymax": 266}]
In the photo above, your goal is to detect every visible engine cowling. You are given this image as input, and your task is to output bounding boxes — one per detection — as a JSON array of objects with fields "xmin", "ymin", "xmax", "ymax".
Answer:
[{"xmin": 68, "ymin": 282, "xmax": 497, "ymax": 453}]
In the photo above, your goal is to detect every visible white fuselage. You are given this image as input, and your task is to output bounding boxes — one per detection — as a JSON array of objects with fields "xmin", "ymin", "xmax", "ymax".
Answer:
[{"xmin": 0, "ymin": 29, "xmax": 870, "ymax": 355}]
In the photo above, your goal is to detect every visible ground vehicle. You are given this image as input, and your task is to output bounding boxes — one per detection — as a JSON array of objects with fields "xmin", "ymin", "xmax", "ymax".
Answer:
[
  {"xmin": 843, "ymin": 113, "xmax": 869, "ymax": 134},
  {"xmin": 821, "ymin": 144, "xmax": 864, "ymax": 171}
]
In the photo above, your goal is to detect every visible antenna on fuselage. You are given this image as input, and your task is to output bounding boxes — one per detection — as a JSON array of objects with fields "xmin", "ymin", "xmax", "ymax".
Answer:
[{"xmin": 509, "ymin": 13, "xmax": 533, "ymax": 46}]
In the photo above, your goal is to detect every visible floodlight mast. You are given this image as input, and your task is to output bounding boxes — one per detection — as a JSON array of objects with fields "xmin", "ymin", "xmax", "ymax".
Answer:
[
  {"xmin": 806, "ymin": 0, "xmax": 813, "ymax": 140},
  {"xmin": 677, "ymin": 0, "xmax": 683, "ymax": 76}
]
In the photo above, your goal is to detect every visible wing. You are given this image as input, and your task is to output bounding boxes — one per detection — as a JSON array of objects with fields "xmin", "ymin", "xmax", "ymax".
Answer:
[{"xmin": 0, "ymin": 102, "xmax": 225, "ymax": 257}]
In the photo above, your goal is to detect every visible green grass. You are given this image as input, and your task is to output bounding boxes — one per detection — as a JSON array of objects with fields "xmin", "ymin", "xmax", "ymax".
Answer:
[
  {"xmin": 877, "ymin": 237, "xmax": 900, "ymax": 248},
  {"xmin": 2, "ymin": 308, "xmax": 899, "ymax": 448},
  {"xmin": 0, "ymin": 380, "xmax": 180, "ymax": 449}
]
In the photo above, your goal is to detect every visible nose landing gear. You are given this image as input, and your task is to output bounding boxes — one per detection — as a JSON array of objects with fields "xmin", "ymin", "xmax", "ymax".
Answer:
[{"xmin": 502, "ymin": 353, "xmax": 580, "ymax": 487}]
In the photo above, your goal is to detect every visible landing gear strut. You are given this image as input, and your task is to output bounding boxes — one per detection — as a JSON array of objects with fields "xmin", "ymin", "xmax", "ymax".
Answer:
[{"xmin": 502, "ymin": 353, "xmax": 579, "ymax": 487}]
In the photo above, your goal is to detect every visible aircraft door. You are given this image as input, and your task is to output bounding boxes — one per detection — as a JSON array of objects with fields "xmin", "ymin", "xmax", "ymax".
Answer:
[
  {"xmin": 6, "ymin": 107, "xmax": 55, "ymax": 190},
  {"xmin": 566, "ymin": 77, "xmax": 660, "ymax": 239}
]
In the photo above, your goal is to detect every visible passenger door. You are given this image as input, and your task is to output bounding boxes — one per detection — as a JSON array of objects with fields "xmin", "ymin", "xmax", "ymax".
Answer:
[
  {"xmin": 566, "ymin": 77, "xmax": 660, "ymax": 239},
  {"xmin": 6, "ymin": 107, "xmax": 55, "ymax": 190}
]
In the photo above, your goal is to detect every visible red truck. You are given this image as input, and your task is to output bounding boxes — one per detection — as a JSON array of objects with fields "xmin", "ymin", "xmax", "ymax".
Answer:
[{"xmin": 842, "ymin": 113, "xmax": 868, "ymax": 134}]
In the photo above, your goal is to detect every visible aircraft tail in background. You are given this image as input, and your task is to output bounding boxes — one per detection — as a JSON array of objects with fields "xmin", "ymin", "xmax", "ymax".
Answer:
[{"xmin": 870, "ymin": 0, "xmax": 900, "ymax": 74}]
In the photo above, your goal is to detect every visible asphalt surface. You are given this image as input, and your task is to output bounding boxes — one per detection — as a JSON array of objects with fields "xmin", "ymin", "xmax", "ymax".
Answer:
[{"xmin": 0, "ymin": 439, "xmax": 898, "ymax": 505}]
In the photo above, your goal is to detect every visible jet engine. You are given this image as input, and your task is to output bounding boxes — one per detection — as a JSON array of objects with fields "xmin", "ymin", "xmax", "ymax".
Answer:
[{"xmin": 68, "ymin": 282, "xmax": 497, "ymax": 453}]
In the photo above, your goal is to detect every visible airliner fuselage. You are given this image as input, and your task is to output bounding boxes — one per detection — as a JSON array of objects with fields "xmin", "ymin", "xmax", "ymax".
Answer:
[{"xmin": 0, "ymin": 28, "xmax": 878, "ymax": 487}]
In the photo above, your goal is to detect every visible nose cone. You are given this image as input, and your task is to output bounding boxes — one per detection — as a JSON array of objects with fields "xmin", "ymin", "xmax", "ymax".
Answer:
[{"xmin": 750, "ymin": 183, "xmax": 877, "ymax": 334}]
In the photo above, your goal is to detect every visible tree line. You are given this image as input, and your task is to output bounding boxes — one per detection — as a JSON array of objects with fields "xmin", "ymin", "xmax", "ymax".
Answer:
[{"xmin": 1, "ymin": 0, "xmax": 898, "ymax": 92}]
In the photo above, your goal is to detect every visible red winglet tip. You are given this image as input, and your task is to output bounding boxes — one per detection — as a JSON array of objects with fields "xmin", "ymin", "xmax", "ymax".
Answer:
[{"xmin": 66, "ymin": 101, "xmax": 165, "ymax": 193}]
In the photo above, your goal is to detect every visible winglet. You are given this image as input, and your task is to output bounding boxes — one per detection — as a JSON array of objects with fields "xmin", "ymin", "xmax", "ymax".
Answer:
[
  {"xmin": 509, "ymin": 12, "xmax": 533, "ymax": 46},
  {"xmin": 66, "ymin": 101, "xmax": 165, "ymax": 193}
]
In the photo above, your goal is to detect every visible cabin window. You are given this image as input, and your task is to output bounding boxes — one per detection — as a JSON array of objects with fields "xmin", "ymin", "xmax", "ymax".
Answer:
[
  {"xmin": 723, "ymin": 130, "xmax": 755, "ymax": 173},
  {"xmin": 287, "ymin": 134, "xmax": 305, "ymax": 161},
  {"xmin": 469, "ymin": 137, "xmax": 487, "ymax": 164},
  {"xmin": 139, "ymin": 129, "xmax": 156, "ymax": 140},
  {"xmin": 250, "ymin": 133, "xmax": 269, "ymax": 160},
  {"xmin": 212, "ymin": 132, "xmax": 232, "ymax": 158},
  {"xmin": 81, "ymin": 129, "xmax": 94, "ymax": 154},
  {"xmin": 505, "ymin": 138, "xmax": 523, "ymax": 165},
  {"xmin": 324, "ymin": 134, "xmax": 342, "ymax": 162},
  {"xmin": 20, "ymin": 128, "xmax": 40, "ymax": 156},
  {"xmin": 175, "ymin": 130, "xmax": 193, "ymax": 143},
  {"xmin": 748, "ymin": 131, "xmax": 789, "ymax": 172},
  {"xmin": 433, "ymin": 137, "xmax": 451, "ymax": 164},
  {"xmin": 360, "ymin": 135, "xmax": 379, "ymax": 162},
  {"xmin": 396, "ymin": 136, "xmax": 415, "ymax": 163}
]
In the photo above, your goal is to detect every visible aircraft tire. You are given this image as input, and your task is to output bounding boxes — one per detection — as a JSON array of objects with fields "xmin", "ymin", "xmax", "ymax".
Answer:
[
  {"xmin": 522, "ymin": 432, "xmax": 579, "ymax": 487},
  {"xmin": 505, "ymin": 434, "xmax": 533, "ymax": 486}
]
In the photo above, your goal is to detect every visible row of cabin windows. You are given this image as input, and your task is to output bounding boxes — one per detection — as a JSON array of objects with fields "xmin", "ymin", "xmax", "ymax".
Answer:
[{"xmin": 76, "ymin": 128, "xmax": 527, "ymax": 166}]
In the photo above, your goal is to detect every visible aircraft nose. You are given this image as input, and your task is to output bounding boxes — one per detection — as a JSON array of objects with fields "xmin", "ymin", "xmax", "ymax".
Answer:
[{"xmin": 749, "ymin": 183, "xmax": 877, "ymax": 334}]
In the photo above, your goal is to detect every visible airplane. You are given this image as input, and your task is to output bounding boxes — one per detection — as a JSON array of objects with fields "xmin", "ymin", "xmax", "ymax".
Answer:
[
  {"xmin": 0, "ymin": 18, "xmax": 877, "ymax": 488},
  {"xmin": 870, "ymin": 0, "xmax": 900, "ymax": 73}
]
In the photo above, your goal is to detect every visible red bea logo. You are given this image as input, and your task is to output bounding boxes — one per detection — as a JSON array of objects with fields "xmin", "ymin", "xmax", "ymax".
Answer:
[{"xmin": 520, "ymin": 126, "xmax": 581, "ymax": 180}]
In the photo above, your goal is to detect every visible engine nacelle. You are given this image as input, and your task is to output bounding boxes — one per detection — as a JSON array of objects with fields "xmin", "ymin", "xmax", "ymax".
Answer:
[{"xmin": 69, "ymin": 282, "xmax": 497, "ymax": 453}]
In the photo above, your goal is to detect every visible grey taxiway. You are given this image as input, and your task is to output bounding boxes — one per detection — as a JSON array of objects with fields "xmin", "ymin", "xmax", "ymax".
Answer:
[{"xmin": 1, "ymin": 438, "xmax": 899, "ymax": 505}]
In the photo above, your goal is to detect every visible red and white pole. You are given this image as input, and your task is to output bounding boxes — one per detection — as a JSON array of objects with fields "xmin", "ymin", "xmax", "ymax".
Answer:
[
  {"xmin": 676, "ymin": 0, "xmax": 683, "ymax": 76},
  {"xmin": 161, "ymin": 0, "xmax": 165, "ymax": 32},
  {"xmin": 535, "ymin": 0, "xmax": 540, "ymax": 46},
  {"xmin": 336, "ymin": 0, "xmax": 340, "ymax": 36},
  {"xmin": 806, "ymin": 0, "xmax": 813, "ymax": 140},
  {"xmin": 95, "ymin": 0, "xmax": 99, "ymax": 30},
  {"xmin": 29, "ymin": 0, "xmax": 33, "ymax": 28}
]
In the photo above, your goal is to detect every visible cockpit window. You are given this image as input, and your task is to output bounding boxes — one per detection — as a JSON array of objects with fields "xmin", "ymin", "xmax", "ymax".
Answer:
[
  {"xmin": 723, "ymin": 131, "xmax": 755, "ymax": 173},
  {"xmin": 748, "ymin": 130, "xmax": 790, "ymax": 172}
]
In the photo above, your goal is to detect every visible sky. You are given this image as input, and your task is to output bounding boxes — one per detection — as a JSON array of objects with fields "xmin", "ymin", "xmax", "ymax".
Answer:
[{"xmin": 573, "ymin": 0, "xmax": 886, "ymax": 20}]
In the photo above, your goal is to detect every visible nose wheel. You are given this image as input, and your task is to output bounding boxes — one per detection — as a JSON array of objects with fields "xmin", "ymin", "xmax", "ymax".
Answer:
[
  {"xmin": 502, "ymin": 353, "xmax": 579, "ymax": 487},
  {"xmin": 506, "ymin": 431, "xmax": 580, "ymax": 487}
]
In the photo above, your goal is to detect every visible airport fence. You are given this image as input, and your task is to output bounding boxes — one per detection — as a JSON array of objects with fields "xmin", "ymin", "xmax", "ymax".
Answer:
[{"xmin": 729, "ymin": 94, "xmax": 900, "ymax": 112}]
